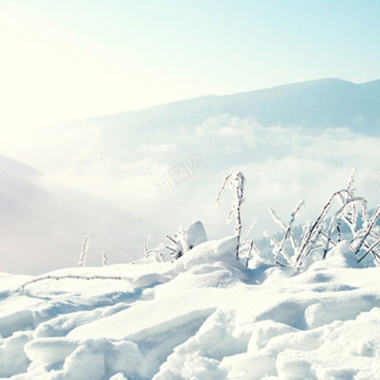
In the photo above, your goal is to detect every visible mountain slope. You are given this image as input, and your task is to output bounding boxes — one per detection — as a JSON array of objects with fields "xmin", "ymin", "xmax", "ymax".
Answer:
[{"xmin": 0, "ymin": 156, "xmax": 158, "ymax": 274}]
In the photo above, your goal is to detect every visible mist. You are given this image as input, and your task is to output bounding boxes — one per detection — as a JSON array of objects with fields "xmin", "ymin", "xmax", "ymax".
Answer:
[{"xmin": 1, "ymin": 107, "xmax": 379, "ymax": 275}]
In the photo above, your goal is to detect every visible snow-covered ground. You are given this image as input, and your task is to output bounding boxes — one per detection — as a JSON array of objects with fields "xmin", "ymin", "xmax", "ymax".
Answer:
[{"xmin": 1, "ymin": 235, "xmax": 380, "ymax": 379}]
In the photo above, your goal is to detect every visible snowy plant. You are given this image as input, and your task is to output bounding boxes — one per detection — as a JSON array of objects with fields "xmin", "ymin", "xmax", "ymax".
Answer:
[
  {"xmin": 264, "ymin": 199, "xmax": 304, "ymax": 266},
  {"xmin": 78, "ymin": 236, "xmax": 89, "ymax": 267},
  {"xmin": 265, "ymin": 169, "xmax": 380, "ymax": 269},
  {"xmin": 216, "ymin": 171, "xmax": 245, "ymax": 260},
  {"xmin": 216, "ymin": 171, "xmax": 259, "ymax": 264},
  {"xmin": 293, "ymin": 189, "xmax": 365, "ymax": 268},
  {"xmin": 102, "ymin": 252, "xmax": 109, "ymax": 266}
]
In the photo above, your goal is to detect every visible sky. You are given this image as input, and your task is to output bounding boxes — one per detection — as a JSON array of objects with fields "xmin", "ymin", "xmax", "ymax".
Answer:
[{"xmin": 1, "ymin": 0, "xmax": 380, "ymax": 138}]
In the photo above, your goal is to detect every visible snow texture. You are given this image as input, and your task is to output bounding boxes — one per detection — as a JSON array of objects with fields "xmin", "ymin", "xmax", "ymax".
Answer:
[{"xmin": 1, "ymin": 238, "xmax": 380, "ymax": 379}]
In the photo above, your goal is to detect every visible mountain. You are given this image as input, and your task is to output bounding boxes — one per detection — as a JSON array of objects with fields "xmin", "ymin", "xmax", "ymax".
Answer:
[
  {"xmin": 73, "ymin": 78, "xmax": 380, "ymax": 135},
  {"xmin": 59, "ymin": 77, "xmax": 379, "ymax": 175},
  {"xmin": 0, "ymin": 155, "xmax": 158, "ymax": 275}
]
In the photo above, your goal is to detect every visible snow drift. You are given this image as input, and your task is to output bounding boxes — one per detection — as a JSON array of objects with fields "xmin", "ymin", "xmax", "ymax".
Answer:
[{"xmin": 1, "ymin": 235, "xmax": 380, "ymax": 379}]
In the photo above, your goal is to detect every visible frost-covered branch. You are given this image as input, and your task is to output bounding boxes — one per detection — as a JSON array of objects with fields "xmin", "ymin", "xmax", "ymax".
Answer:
[{"xmin": 266, "ymin": 200, "xmax": 304, "ymax": 265}]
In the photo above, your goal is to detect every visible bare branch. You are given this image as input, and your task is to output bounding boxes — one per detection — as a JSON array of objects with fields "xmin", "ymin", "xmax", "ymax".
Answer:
[
  {"xmin": 166, "ymin": 235, "xmax": 177, "ymax": 245},
  {"xmin": 242, "ymin": 217, "xmax": 257, "ymax": 242}
]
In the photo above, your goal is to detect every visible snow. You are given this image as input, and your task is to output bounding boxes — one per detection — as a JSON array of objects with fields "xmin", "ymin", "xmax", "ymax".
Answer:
[
  {"xmin": 178, "ymin": 221, "xmax": 208, "ymax": 251},
  {"xmin": 1, "ymin": 237, "xmax": 380, "ymax": 379}
]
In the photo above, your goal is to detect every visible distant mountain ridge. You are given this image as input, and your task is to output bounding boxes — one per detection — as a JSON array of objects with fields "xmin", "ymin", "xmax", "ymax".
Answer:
[{"xmin": 76, "ymin": 78, "xmax": 380, "ymax": 135}]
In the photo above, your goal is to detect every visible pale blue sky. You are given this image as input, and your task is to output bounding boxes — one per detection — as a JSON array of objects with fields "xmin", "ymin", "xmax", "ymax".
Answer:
[{"xmin": 1, "ymin": 0, "xmax": 380, "ymax": 131}]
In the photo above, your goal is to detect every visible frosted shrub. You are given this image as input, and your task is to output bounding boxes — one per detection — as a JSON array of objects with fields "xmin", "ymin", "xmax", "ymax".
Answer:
[{"xmin": 264, "ymin": 169, "xmax": 380, "ymax": 269}]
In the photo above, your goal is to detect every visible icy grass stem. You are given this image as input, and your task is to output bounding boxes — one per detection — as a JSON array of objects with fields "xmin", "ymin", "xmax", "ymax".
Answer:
[{"xmin": 78, "ymin": 236, "xmax": 89, "ymax": 267}]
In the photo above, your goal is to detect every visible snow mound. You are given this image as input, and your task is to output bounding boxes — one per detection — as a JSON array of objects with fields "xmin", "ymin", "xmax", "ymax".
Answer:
[{"xmin": 1, "ymin": 237, "xmax": 380, "ymax": 379}]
